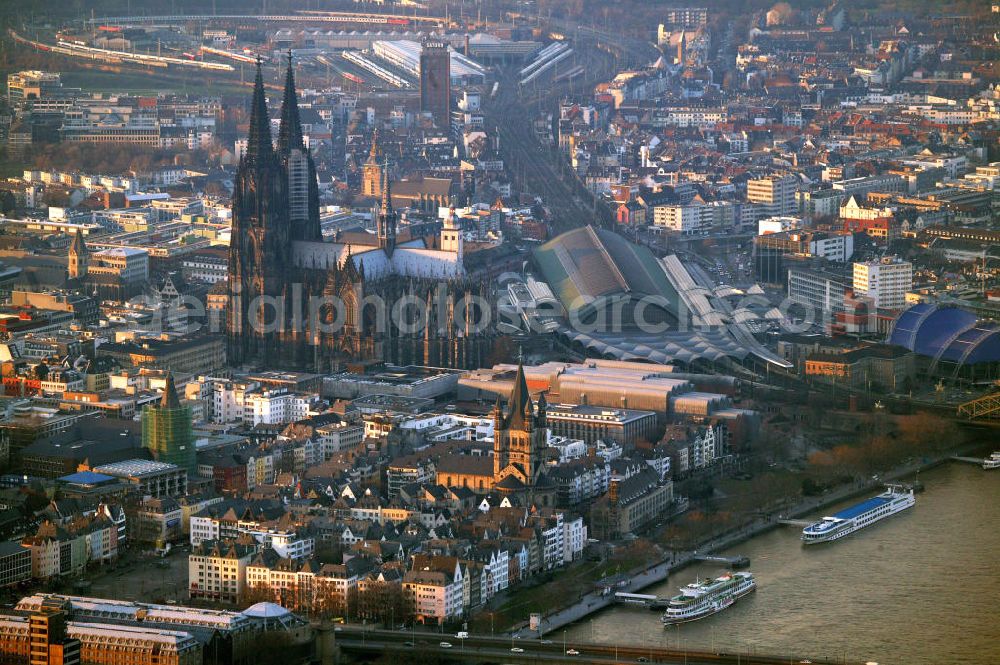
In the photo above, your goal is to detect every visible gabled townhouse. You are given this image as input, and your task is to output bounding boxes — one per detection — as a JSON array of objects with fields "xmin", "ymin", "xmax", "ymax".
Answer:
[{"xmin": 188, "ymin": 538, "xmax": 256, "ymax": 603}]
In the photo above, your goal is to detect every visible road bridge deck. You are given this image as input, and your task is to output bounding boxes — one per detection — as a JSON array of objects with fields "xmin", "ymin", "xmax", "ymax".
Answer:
[{"xmin": 333, "ymin": 627, "xmax": 866, "ymax": 665}]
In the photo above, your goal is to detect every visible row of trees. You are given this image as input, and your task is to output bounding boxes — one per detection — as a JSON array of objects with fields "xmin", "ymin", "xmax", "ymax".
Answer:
[
  {"xmin": 16, "ymin": 142, "xmax": 211, "ymax": 176},
  {"xmin": 807, "ymin": 411, "xmax": 961, "ymax": 476},
  {"xmin": 240, "ymin": 579, "xmax": 415, "ymax": 625}
]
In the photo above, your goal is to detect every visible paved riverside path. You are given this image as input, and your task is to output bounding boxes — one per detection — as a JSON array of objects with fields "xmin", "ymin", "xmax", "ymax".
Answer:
[{"xmin": 515, "ymin": 559, "xmax": 673, "ymax": 638}]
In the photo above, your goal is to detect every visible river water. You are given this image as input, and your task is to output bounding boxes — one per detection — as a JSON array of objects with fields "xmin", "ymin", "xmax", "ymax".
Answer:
[{"xmin": 565, "ymin": 462, "xmax": 1000, "ymax": 665}]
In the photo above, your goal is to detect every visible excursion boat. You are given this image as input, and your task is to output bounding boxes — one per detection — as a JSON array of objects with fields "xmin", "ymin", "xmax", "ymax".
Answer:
[
  {"xmin": 801, "ymin": 485, "xmax": 915, "ymax": 545},
  {"xmin": 983, "ymin": 452, "xmax": 1000, "ymax": 470},
  {"xmin": 661, "ymin": 572, "xmax": 756, "ymax": 624}
]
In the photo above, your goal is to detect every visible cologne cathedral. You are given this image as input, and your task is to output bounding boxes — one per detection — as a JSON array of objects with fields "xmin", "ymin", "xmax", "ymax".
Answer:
[{"xmin": 226, "ymin": 59, "xmax": 495, "ymax": 371}]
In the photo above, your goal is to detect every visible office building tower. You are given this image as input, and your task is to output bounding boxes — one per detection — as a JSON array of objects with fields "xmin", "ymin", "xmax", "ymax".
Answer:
[
  {"xmin": 420, "ymin": 40, "xmax": 451, "ymax": 126},
  {"xmin": 852, "ymin": 258, "xmax": 913, "ymax": 310},
  {"xmin": 29, "ymin": 601, "xmax": 81, "ymax": 665}
]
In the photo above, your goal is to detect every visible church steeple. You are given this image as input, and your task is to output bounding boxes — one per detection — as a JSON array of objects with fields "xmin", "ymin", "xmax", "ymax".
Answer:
[
  {"xmin": 68, "ymin": 229, "xmax": 88, "ymax": 280},
  {"xmin": 161, "ymin": 372, "xmax": 181, "ymax": 409},
  {"xmin": 362, "ymin": 129, "xmax": 384, "ymax": 198},
  {"xmin": 381, "ymin": 162, "xmax": 392, "ymax": 212},
  {"xmin": 246, "ymin": 58, "xmax": 273, "ymax": 164},
  {"xmin": 506, "ymin": 359, "xmax": 533, "ymax": 430},
  {"xmin": 368, "ymin": 128, "xmax": 382, "ymax": 163},
  {"xmin": 277, "ymin": 50, "xmax": 304, "ymax": 156},
  {"xmin": 377, "ymin": 161, "xmax": 396, "ymax": 256}
]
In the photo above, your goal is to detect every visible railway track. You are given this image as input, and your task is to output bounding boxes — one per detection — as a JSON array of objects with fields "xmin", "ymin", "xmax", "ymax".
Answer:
[{"xmin": 485, "ymin": 38, "xmax": 620, "ymax": 231}]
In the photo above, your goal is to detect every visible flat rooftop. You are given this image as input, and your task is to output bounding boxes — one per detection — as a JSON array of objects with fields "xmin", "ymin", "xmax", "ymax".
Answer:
[
  {"xmin": 58, "ymin": 471, "xmax": 117, "ymax": 485},
  {"xmin": 94, "ymin": 459, "xmax": 181, "ymax": 478}
]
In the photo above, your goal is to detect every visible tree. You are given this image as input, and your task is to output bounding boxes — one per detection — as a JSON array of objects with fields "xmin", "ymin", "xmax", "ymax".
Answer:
[
  {"xmin": 313, "ymin": 581, "xmax": 348, "ymax": 619},
  {"xmin": 253, "ymin": 632, "xmax": 292, "ymax": 665},
  {"xmin": 897, "ymin": 412, "xmax": 960, "ymax": 456},
  {"xmin": 350, "ymin": 581, "xmax": 411, "ymax": 626},
  {"xmin": 314, "ymin": 541, "xmax": 344, "ymax": 565},
  {"xmin": 0, "ymin": 190, "xmax": 15, "ymax": 214},
  {"xmin": 239, "ymin": 583, "xmax": 274, "ymax": 606}
]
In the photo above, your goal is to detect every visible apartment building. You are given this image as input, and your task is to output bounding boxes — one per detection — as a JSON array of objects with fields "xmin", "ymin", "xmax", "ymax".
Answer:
[
  {"xmin": 589, "ymin": 467, "xmax": 674, "ymax": 540},
  {"xmin": 649, "ymin": 107, "xmax": 726, "ymax": 129},
  {"xmin": 193, "ymin": 378, "xmax": 318, "ymax": 426},
  {"xmin": 652, "ymin": 202, "xmax": 712, "ymax": 234},
  {"xmin": 188, "ymin": 539, "xmax": 256, "ymax": 603},
  {"xmin": 797, "ymin": 188, "xmax": 845, "ymax": 219},
  {"xmin": 402, "ymin": 561, "xmax": 465, "ymax": 624},
  {"xmin": 20, "ymin": 521, "xmax": 120, "ymax": 580},
  {"xmin": 244, "ymin": 555, "xmax": 367, "ymax": 614},
  {"xmin": 853, "ymin": 258, "xmax": 913, "ymax": 310},
  {"xmin": 88, "ymin": 248, "xmax": 149, "ymax": 284},
  {"xmin": 747, "ymin": 174, "xmax": 798, "ymax": 216},
  {"xmin": 661, "ymin": 7, "xmax": 708, "ymax": 26},
  {"xmin": 242, "ymin": 388, "xmax": 316, "ymax": 427}
]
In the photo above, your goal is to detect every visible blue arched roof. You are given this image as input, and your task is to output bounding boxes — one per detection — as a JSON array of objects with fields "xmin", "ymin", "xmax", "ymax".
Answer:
[
  {"xmin": 887, "ymin": 302, "xmax": 936, "ymax": 349},
  {"xmin": 888, "ymin": 304, "xmax": 1000, "ymax": 366},
  {"xmin": 953, "ymin": 325, "xmax": 1000, "ymax": 365}
]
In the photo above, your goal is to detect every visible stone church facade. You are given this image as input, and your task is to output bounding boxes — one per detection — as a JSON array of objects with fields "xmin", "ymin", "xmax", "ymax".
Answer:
[{"xmin": 226, "ymin": 59, "xmax": 495, "ymax": 372}]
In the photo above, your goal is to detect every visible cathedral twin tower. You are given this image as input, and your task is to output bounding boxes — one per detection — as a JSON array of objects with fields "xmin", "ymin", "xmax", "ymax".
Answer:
[{"xmin": 226, "ymin": 58, "xmax": 495, "ymax": 372}]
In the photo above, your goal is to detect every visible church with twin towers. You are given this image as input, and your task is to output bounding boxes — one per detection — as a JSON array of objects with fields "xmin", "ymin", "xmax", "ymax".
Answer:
[{"xmin": 226, "ymin": 57, "xmax": 496, "ymax": 371}]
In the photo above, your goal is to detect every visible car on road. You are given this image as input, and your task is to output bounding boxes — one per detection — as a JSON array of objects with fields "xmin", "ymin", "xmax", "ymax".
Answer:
[
  {"xmin": 566, "ymin": 649, "xmax": 580, "ymax": 655},
  {"xmin": 510, "ymin": 647, "xmax": 524, "ymax": 653},
  {"xmin": 637, "ymin": 658, "xmax": 649, "ymax": 663},
  {"xmin": 456, "ymin": 632, "xmax": 469, "ymax": 639},
  {"xmin": 540, "ymin": 640, "xmax": 553, "ymax": 645},
  {"xmin": 439, "ymin": 642, "xmax": 452, "ymax": 648},
  {"xmin": 402, "ymin": 642, "xmax": 413, "ymax": 647}
]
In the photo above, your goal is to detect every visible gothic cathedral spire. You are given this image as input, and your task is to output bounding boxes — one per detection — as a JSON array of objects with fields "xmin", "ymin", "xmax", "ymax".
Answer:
[
  {"xmin": 277, "ymin": 50, "xmax": 304, "ymax": 156},
  {"xmin": 275, "ymin": 51, "xmax": 322, "ymax": 242},
  {"xmin": 377, "ymin": 160, "xmax": 396, "ymax": 256},
  {"xmin": 246, "ymin": 58, "xmax": 273, "ymax": 165},
  {"xmin": 228, "ymin": 56, "xmax": 291, "ymax": 367}
]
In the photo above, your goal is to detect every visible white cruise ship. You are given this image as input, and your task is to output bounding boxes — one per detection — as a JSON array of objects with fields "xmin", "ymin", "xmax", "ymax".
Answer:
[
  {"xmin": 982, "ymin": 452, "xmax": 1000, "ymax": 470},
  {"xmin": 801, "ymin": 485, "xmax": 915, "ymax": 545},
  {"xmin": 661, "ymin": 572, "xmax": 756, "ymax": 624}
]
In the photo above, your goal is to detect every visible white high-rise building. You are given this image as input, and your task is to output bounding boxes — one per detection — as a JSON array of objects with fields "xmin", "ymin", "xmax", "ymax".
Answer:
[
  {"xmin": 747, "ymin": 174, "xmax": 798, "ymax": 216},
  {"xmin": 852, "ymin": 258, "xmax": 913, "ymax": 310}
]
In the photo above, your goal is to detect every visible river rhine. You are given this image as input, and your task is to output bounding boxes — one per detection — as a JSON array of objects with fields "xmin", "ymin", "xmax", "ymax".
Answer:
[{"xmin": 565, "ymin": 462, "xmax": 1000, "ymax": 664}]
